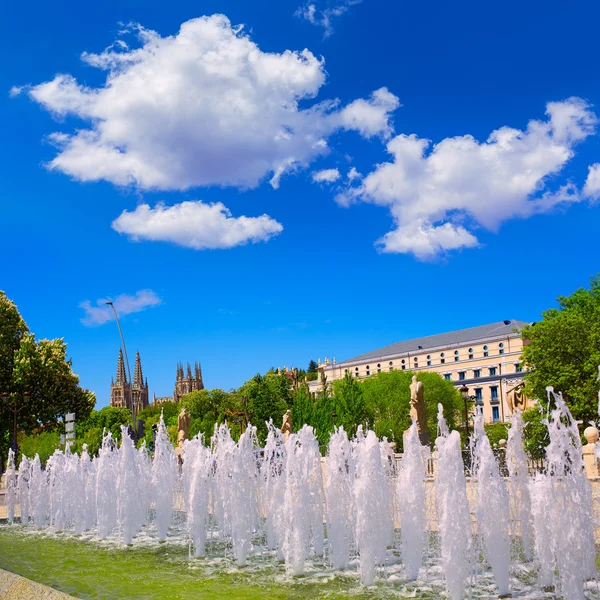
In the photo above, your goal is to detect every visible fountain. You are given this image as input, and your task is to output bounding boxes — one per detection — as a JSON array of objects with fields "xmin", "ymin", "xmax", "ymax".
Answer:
[{"xmin": 3, "ymin": 389, "xmax": 600, "ymax": 600}]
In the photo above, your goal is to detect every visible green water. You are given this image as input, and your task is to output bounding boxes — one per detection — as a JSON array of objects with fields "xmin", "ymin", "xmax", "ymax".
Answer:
[{"xmin": 0, "ymin": 527, "xmax": 436, "ymax": 599}]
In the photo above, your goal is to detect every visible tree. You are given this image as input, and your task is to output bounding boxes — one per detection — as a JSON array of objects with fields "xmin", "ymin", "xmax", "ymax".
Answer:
[
  {"xmin": 0, "ymin": 292, "xmax": 94, "ymax": 463},
  {"xmin": 331, "ymin": 373, "xmax": 366, "ymax": 437},
  {"xmin": 521, "ymin": 275, "xmax": 600, "ymax": 429},
  {"xmin": 239, "ymin": 373, "xmax": 291, "ymax": 443},
  {"xmin": 306, "ymin": 359, "xmax": 319, "ymax": 381},
  {"xmin": 360, "ymin": 370, "xmax": 462, "ymax": 449}
]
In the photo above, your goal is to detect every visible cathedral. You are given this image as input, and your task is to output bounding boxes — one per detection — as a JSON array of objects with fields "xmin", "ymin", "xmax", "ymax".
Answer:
[
  {"xmin": 109, "ymin": 349, "xmax": 149, "ymax": 413},
  {"xmin": 153, "ymin": 362, "xmax": 205, "ymax": 405}
]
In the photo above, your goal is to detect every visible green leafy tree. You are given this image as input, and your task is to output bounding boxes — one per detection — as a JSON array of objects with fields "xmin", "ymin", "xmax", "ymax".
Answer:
[
  {"xmin": 521, "ymin": 275, "xmax": 600, "ymax": 429},
  {"xmin": 360, "ymin": 370, "xmax": 462, "ymax": 449},
  {"xmin": 239, "ymin": 373, "xmax": 291, "ymax": 443},
  {"xmin": 17, "ymin": 431, "xmax": 61, "ymax": 466},
  {"xmin": 0, "ymin": 292, "xmax": 95, "ymax": 463},
  {"xmin": 331, "ymin": 373, "xmax": 366, "ymax": 437},
  {"xmin": 306, "ymin": 359, "xmax": 319, "ymax": 381},
  {"xmin": 522, "ymin": 406, "xmax": 550, "ymax": 460}
]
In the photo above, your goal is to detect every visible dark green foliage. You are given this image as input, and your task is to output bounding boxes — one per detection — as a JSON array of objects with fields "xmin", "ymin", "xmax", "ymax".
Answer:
[
  {"xmin": 0, "ymin": 291, "xmax": 95, "ymax": 465},
  {"xmin": 484, "ymin": 422, "xmax": 510, "ymax": 447},
  {"xmin": 359, "ymin": 370, "xmax": 462, "ymax": 449},
  {"xmin": 522, "ymin": 406, "xmax": 550, "ymax": 460},
  {"xmin": 17, "ymin": 431, "xmax": 61, "ymax": 466},
  {"xmin": 239, "ymin": 373, "xmax": 291, "ymax": 443},
  {"xmin": 521, "ymin": 274, "xmax": 600, "ymax": 430}
]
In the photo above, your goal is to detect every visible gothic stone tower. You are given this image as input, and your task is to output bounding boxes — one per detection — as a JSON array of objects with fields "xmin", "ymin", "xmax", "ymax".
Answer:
[
  {"xmin": 110, "ymin": 348, "xmax": 131, "ymax": 409},
  {"xmin": 110, "ymin": 349, "xmax": 149, "ymax": 412},
  {"xmin": 173, "ymin": 362, "xmax": 204, "ymax": 403},
  {"xmin": 131, "ymin": 351, "xmax": 149, "ymax": 413}
]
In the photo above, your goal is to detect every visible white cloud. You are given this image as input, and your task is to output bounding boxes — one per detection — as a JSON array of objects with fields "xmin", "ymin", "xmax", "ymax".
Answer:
[
  {"xmin": 295, "ymin": 0, "xmax": 362, "ymax": 37},
  {"xmin": 342, "ymin": 97, "xmax": 596, "ymax": 260},
  {"xmin": 339, "ymin": 88, "xmax": 400, "ymax": 139},
  {"xmin": 583, "ymin": 163, "xmax": 600, "ymax": 201},
  {"xmin": 80, "ymin": 290, "xmax": 161, "ymax": 326},
  {"xmin": 312, "ymin": 168, "xmax": 341, "ymax": 182},
  {"xmin": 16, "ymin": 15, "xmax": 397, "ymax": 191},
  {"xmin": 111, "ymin": 200, "xmax": 283, "ymax": 250}
]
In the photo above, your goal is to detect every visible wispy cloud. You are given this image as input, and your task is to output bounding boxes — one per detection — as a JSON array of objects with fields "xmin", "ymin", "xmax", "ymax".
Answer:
[
  {"xmin": 80, "ymin": 289, "xmax": 161, "ymax": 326},
  {"xmin": 295, "ymin": 0, "xmax": 362, "ymax": 37}
]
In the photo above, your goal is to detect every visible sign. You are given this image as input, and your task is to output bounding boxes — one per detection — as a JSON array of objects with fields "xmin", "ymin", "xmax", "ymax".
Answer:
[
  {"xmin": 66, "ymin": 432, "xmax": 76, "ymax": 440},
  {"xmin": 65, "ymin": 413, "xmax": 76, "ymax": 422},
  {"xmin": 65, "ymin": 422, "xmax": 75, "ymax": 433}
]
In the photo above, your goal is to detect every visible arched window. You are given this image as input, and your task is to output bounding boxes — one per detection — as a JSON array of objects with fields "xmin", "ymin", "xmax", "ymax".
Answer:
[
  {"xmin": 440, "ymin": 352, "xmax": 445, "ymax": 364},
  {"xmin": 483, "ymin": 345, "xmax": 489, "ymax": 358},
  {"xmin": 499, "ymin": 342, "xmax": 505, "ymax": 355},
  {"xmin": 454, "ymin": 350, "xmax": 460, "ymax": 362},
  {"xmin": 427, "ymin": 354, "xmax": 432, "ymax": 366},
  {"xmin": 468, "ymin": 347, "xmax": 474, "ymax": 359}
]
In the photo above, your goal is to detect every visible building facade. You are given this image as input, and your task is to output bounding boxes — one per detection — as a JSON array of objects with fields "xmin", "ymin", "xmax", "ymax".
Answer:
[
  {"xmin": 110, "ymin": 349, "xmax": 149, "ymax": 413},
  {"xmin": 310, "ymin": 320, "xmax": 530, "ymax": 424},
  {"xmin": 153, "ymin": 362, "xmax": 205, "ymax": 405}
]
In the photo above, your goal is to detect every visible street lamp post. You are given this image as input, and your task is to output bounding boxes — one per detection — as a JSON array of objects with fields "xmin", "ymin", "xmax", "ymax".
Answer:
[
  {"xmin": 105, "ymin": 301, "xmax": 136, "ymax": 428},
  {"xmin": 2, "ymin": 391, "xmax": 30, "ymax": 455}
]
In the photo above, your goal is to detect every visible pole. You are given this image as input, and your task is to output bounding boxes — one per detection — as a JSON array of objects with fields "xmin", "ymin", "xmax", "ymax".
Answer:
[
  {"xmin": 464, "ymin": 397, "xmax": 469, "ymax": 439},
  {"xmin": 106, "ymin": 301, "xmax": 136, "ymax": 427}
]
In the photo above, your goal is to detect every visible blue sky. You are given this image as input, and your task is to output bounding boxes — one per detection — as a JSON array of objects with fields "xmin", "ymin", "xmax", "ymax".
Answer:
[{"xmin": 2, "ymin": 0, "xmax": 599, "ymax": 407}]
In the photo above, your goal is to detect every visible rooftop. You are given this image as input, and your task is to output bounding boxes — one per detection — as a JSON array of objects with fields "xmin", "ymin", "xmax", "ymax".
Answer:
[{"xmin": 335, "ymin": 320, "xmax": 530, "ymax": 366}]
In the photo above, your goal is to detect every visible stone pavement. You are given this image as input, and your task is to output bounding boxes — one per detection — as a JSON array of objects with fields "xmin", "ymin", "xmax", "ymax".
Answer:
[{"xmin": 0, "ymin": 569, "xmax": 75, "ymax": 599}]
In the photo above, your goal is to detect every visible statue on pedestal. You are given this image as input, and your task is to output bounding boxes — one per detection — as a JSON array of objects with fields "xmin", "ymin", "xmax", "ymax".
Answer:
[
  {"xmin": 409, "ymin": 375, "xmax": 430, "ymax": 445},
  {"xmin": 281, "ymin": 409, "xmax": 293, "ymax": 440},
  {"xmin": 177, "ymin": 407, "xmax": 191, "ymax": 450}
]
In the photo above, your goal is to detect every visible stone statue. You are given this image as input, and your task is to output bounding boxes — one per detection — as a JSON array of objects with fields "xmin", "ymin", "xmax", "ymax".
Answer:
[
  {"xmin": 281, "ymin": 409, "xmax": 292, "ymax": 440},
  {"xmin": 506, "ymin": 381, "xmax": 528, "ymax": 414},
  {"xmin": 177, "ymin": 407, "xmax": 191, "ymax": 449},
  {"xmin": 409, "ymin": 375, "xmax": 430, "ymax": 445}
]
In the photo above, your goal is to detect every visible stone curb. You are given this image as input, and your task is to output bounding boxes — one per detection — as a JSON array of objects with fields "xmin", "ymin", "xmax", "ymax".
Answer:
[{"xmin": 0, "ymin": 569, "xmax": 75, "ymax": 599}]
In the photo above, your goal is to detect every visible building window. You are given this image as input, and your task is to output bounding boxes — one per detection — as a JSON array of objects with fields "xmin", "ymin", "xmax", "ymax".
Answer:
[
  {"xmin": 458, "ymin": 371, "xmax": 466, "ymax": 381},
  {"xmin": 440, "ymin": 352, "xmax": 445, "ymax": 365},
  {"xmin": 515, "ymin": 363, "xmax": 523, "ymax": 373},
  {"xmin": 491, "ymin": 386, "xmax": 499, "ymax": 401},
  {"xmin": 475, "ymin": 388, "xmax": 483, "ymax": 403},
  {"xmin": 444, "ymin": 374, "xmax": 452, "ymax": 381},
  {"xmin": 402, "ymin": 364, "xmax": 406, "ymax": 370},
  {"xmin": 389, "ymin": 361, "xmax": 394, "ymax": 372},
  {"xmin": 489, "ymin": 367, "xmax": 497, "ymax": 376},
  {"xmin": 499, "ymin": 342, "xmax": 505, "ymax": 355},
  {"xmin": 414, "ymin": 357, "xmax": 418, "ymax": 368},
  {"xmin": 483, "ymin": 345, "xmax": 489, "ymax": 358},
  {"xmin": 492, "ymin": 406, "xmax": 500, "ymax": 422},
  {"xmin": 468, "ymin": 347, "xmax": 474, "ymax": 359},
  {"xmin": 473, "ymin": 369, "xmax": 481, "ymax": 378},
  {"xmin": 366, "ymin": 369, "xmax": 370, "ymax": 376},
  {"xmin": 454, "ymin": 350, "xmax": 460, "ymax": 362}
]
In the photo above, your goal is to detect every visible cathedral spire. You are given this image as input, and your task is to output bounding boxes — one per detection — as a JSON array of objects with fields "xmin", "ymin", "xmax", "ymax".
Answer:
[
  {"xmin": 116, "ymin": 348, "xmax": 127, "ymax": 384},
  {"xmin": 133, "ymin": 351, "xmax": 143, "ymax": 387},
  {"xmin": 187, "ymin": 362, "xmax": 192, "ymax": 379}
]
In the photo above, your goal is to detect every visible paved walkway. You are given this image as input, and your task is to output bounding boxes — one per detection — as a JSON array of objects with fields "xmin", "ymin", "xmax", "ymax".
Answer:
[{"xmin": 0, "ymin": 569, "xmax": 74, "ymax": 599}]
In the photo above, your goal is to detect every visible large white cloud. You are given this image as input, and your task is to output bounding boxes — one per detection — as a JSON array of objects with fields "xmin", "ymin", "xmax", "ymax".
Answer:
[
  {"xmin": 111, "ymin": 200, "xmax": 283, "ymax": 250},
  {"xmin": 17, "ymin": 15, "xmax": 398, "ymax": 191},
  {"xmin": 337, "ymin": 97, "xmax": 597, "ymax": 259},
  {"xmin": 80, "ymin": 289, "xmax": 161, "ymax": 326}
]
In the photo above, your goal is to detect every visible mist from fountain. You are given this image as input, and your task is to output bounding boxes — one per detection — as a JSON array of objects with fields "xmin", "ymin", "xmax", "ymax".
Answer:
[
  {"xmin": 353, "ymin": 427, "xmax": 392, "ymax": 586},
  {"xmin": 396, "ymin": 420, "xmax": 426, "ymax": 580},
  {"xmin": 506, "ymin": 409, "xmax": 533, "ymax": 561},
  {"xmin": 5, "ymin": 449, "xmax": 16, "ymax": 524},
  {"xmin": 434, "ymin": 403, "xmax": 472, "ymax": 600},
  {"xmin": 529, "ymin": 388, "xmax": 596, "ymax": 599},
  {"xmin": 324, "ymin": 426, "xmax": 354, "ymax": 570},
  {"xmin": 6, "ymin": 385, "xmax": 600, "ymax": 600}
]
